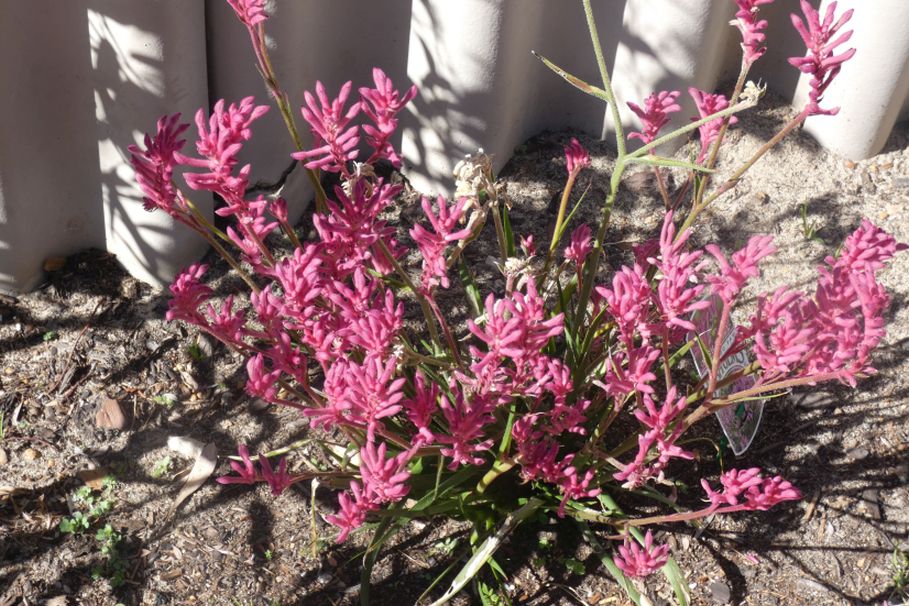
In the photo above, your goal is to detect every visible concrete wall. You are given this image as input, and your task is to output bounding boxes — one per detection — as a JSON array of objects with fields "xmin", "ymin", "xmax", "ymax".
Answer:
[{"xmin": 1, "ymin": 0, "xmax": 906, "ymax": 293}]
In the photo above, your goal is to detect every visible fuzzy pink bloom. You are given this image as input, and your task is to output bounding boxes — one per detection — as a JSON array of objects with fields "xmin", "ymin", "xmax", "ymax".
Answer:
[
  {"xmin": 217, "ymin": 444, "xmax": 258, "ymax": 486},
  {"xmin": 563, "ymin": 224, "xmax": 593, "ymax": 269},
  {"xmin": 245, "ymin": 353, "xmax": 282, "ymax": 402},
  {"xmin": 733, "ymin": 0, "xmax": 774, "ymax": 65},
  {"xmin": 410, "ymin": 196, "xmax": 472, "ymax": 291},
  {"xmin": 468, "ymin": 284, "xmax": 563, "ymax": 372},
  {"xmin": 314, "ymin": 181, "xmax": 401, "ymax": 276},
  {"xmin": 166, "ymin": 264, "xmax": 213, "ymax": 325},
  {"xmin": 615, "ymin": 531, "xmax": 670, "ymax": 578},
  {"xmin": 689, "ymin": 88, "xmax": 737, "ymax": 163},
  {"xmin": 292, "ymin": 81, "xmax": 361, "ymax": 173},
  {"xmin": 788, "ymin": 0, "xmax": 856, "ymax": 116},
  {"xmin": 751, "ymin": 287, "xmax": 816, "ymax": 375},
  {"xmin": 258, "ymin": 455, "xmax": 292, "ymax": 496},
  {"xmin": 438, "ymin": 387, "xmax": 495, "ymax": 470},
  {"xmin": 129, "ymin": 113, "xmax": 194, "ymax": 220},
  {"xmin": 556, "ymin": 457, "xmax": 601, "ymax": 516},
  {"xmin": 627, "ymin": 90, "xmax": 681, "ymax": 144},
  {"xmin": 596, "ymin": 263, "xmax": 652, "ymax": 344},
  {"xmin": 521, "ymin": 234, "xmax": 536, "ymax": 257},
  {"xmin": 316, "ymin": 354, "xmax": 405, "ymax": 432},
  {"xmin": 204, "ymin": 295, "xmax": 247, "ymax": 345},
  {"xmin": 177, "ymin": 97, "xmax": 269, "ymax": 199},
  {"xmin": 226, "ymin": 0, "xmax": 267, "ymax": 27},
  {"xmin": 564, "ymin": 138, "xmax": 591, "ymax": 175},
  {"xmin": 404, "ymin": 371, "xmax": 439, "ymax": 444},
  {"xmin": 705, "ymin": 234, "xmax": 776, "ymax": 305},
  {"xmin": 359, "ymin": 439, "xmax": 413, "ymax": 503},
  {"xmin": 358, "ymin": 68, "xmax": 418, "ymax": 167},
  {"xmin": 701, "ymin": 468, "xmax": 801, "ymax": 511},
  {"xmin": 653, "ymin": 212, "xmax": 710, "ymax": 335},
  {"xmin": 343, "ymin": 289, "xmax": 404, "ymax": 356},
  {"xmin": 833, "ymin": 218, "xmax": 908, "ymax": 273},
  {"xmin": 326, "ymin": 481, "xmax": 374, "ymax": 543}
]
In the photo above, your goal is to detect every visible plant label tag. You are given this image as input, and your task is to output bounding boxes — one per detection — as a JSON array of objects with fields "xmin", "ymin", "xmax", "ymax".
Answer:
[{"xmin": 688, "ymin": 294, "xmax": 763, "ymax": 455}]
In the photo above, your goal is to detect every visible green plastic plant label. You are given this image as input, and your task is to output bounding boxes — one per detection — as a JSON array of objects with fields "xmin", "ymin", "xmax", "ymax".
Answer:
[{"xmin": 689, "ymin": 294, "xmax": 763, "ymax": 455}]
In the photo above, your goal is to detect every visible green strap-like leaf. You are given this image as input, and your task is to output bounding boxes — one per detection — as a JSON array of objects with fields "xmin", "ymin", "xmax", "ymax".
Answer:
[
  {"xmin": 627, "ymin": 155, "xmax": 715, "ymax": 173},
  {"xmin": 531, "ymin": 51, "xmax": 608, "ymax": 101},
  {"xmin": 427, "ymin": 498, "xmax": 543, "ymax": 606}
]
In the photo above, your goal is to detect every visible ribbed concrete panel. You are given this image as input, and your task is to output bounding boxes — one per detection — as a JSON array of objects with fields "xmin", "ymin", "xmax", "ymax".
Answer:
[
  {"xmin": 205, "ymin": 0, "xmax": 412, "ymax": 221},
  {"xmin": 1, "ymin": 1, "xmax": 907, "ymax": 293},
  {"xmin": 89, "ymin": 1, "xmax": 211, "ymax": 289},
  {"xmin": 0, "ymin": 2, "xmax": 104, "ymax": 293},
  {"xmin": 796, "ymin": 0, "xmax": 909, "ymax": 160}
]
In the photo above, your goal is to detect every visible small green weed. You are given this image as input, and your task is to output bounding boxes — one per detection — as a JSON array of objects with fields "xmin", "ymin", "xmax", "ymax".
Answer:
[
  {"xmin": 151, "ymin": 392, "xmax": 179, "ymax": 407},
  {"xmin": 43, "ymin": 330, "xmax": 58, "ymax": 342},
  {"xmin": 891, "ymin": 545, "xmax": 909, "ymax": 600},
  {"xmin": 60, "ymin": 476, "xmax": 126, "ymax": 586},
  {"xmin": 799, "ymin": 201, "xmax": 824, "ymax": 243},
  {"xmin": 187, "ymin": 341, "xmax": 205, "ymax": 362},
  {"xmin": 150, "ymin": 456, "xmax": 173, "ymax": 479}
]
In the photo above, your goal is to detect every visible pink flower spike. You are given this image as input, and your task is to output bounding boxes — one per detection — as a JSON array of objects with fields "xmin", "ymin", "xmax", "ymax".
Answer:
[
  {"xmin": 358, "ymin": 68, "xmax": 418, "ymax": 167},
  {"xmin": 733, "ymin": 0, "xmax": 774, "ymax": 66},
  {"xmin": 293, "ymin": 81, "xmax": 361, "ymax": 173},
  {"xmin": 564, "ymin": 138, "xmax": 591, "ymax": 175},
  {"xmin": 258, "ymin": 455, "xmax": 293, "ymax": 496},
  {"xmin": 788, "ymin": 0, "xmax": 856, "ymax": 116},
  {"xmin": 627, "ymin": 90, "xmax": 681, "ymax": 145},
  {"xmin": 564, "ymin": 224, "xmax": 593, "ymax": 269},
  {"xmin": 166, "ymin": 264, "xmax": 213, "ymax": 326},
  {"xmin": 129, "ymin": 113, "xmax": 190, "ymax": 215},
  {"xmin": 705, "ymin": 234, "xmax": 776, "ymax": 305},
  {"xmin": 614, "ymin": 531, "xmax": 670, "ymax": 578},
  {"xmin": 217, "ymin": 444, "xmax": 258, "ymax": 485},
  {"xmin": 689, "ymin": 88, "xmax": 737, "ymax": 163},
  {"xmin": 226, "ymin": 0, "xmax": 268, "ymax": 27}
]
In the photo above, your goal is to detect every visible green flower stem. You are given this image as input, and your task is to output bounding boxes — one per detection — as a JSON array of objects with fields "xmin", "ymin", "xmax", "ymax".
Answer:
[
  {"xmin": 582, "ymin": 0, "xmax": 625, "ymax": 157},
  {"xmin": 476, "ymin": 458, "xmax": 516, "ymax": 495},
  {"xmin": 630, "ymin": 98, "xmax": 757, "ymax": 160},
  {"xmin": 253, "ymin": 24, "xmax": 329, "ymax": 213},
  {"xmin": 491, "ymin": 202, "xmax": 509, "ymax": 267},
  {"xmin": 375, "ymin": 239, "xmax": 443, "ymax": 355},
  {"xmin": 694, "ymin": 60, "xmax": 750, "ymax": 207},
  {"xmin": 541, "ymin": 169, "xmax": 579, "ymax": 282}
]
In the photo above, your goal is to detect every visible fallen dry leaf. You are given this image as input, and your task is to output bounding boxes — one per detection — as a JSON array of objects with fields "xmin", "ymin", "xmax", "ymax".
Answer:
[
  {"xmin": 95, "ymin": 396, "xmax": 127, "ymax": 430},
  {"xmin": 169, "ymin": 442, "xmax": 216, "ymax": 514},
  {"xmin": 167, "ymin": 435, "xmax": 205, "ymax": 459}
]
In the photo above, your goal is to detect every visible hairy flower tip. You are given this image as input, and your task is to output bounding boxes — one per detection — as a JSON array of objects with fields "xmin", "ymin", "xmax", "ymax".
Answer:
[
  {"xmin": 293, "ymin": 80, "xmax": 361, "ymax": 173},
  {"xmin": 166, "ymin": 264, "xmax": 213, "ymax": 325},
  {"xmin": 326, "ymin": 480, "xmax": 375, "ymax": 543},
  {"xmin": 653, "ymin": 212, "xmax": 710, "ymax": 335},
  {"xmin": 556, "ymin": 458, "xmax": 601, "ymax": 516},
  {"xmin": 359, "ymin": 68, "xmax": 418, "ymax": 167},
  {"xmin": 564, "ymin": 224, "xmax": 593, "ymax": 269},
  {"xmin": 615, "ymin": 531, "xmax": 670, "ymax": 578},
  {"xmin": 832, "ymin": 219, "xmax": 908, "ymax": 273},
  {"xmin": 129, "ymin": 113, "xmax": 190, "ymax": 214},
  {"xmin": 689, "ymin": 88, "xmax": 738, "ymax": 163},
  {"xmin": 216, "ymin": 443, "xmax": 258, "ymax": 485},
  {"xmin": 226, "ymin": 0, "xmax": 268, "ymax": 27},
  {"xmin": 733, "ymin": 0, "xmax": 774, "ymax": 65},
  {"xmin": 177, "ymin": 97, "xmax": 269, "ymax": 198},
  {"xmin": 245, "ymin": 353, "xmax": 282, "ymax": 402},
  {"xmin": 359, "ymin": 438, "xmax": 413, "ymax": 504},
  {"xmin": 596, "ymin": 262, "xmax": 652, "ymax": 344},
  {"xmin": 701, "ymin": 467, "xmax": 801, "ymax": 511},
  {"xmin": 627, "ymin": 90, "xmax": 681, "ymax": 145},
  {"xmin": 564, "ymin": 138, "xmax": 591, "ymax": 175},
  {"xmin": 410, "ymin": 196, "xmax": 471, "ymax": 292},
  {"xmin": 705, "ymin": 234, "xmax": 776, "ymax": 305},
  {"xmin": 259, "ymin": 455, "xmax": 293, "ymax": 496},
  {"xmin": 788, "ymin": 0, "xmax": 856, "ymax": 116}
]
